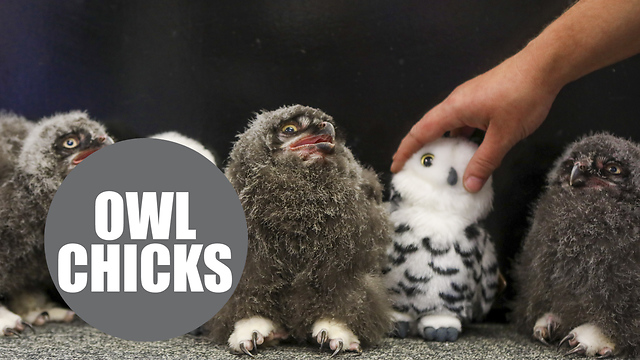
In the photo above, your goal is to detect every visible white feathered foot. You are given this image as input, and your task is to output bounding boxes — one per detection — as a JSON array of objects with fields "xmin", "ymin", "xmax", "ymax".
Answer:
[
  {"xmin": 8, "ymin": 290, "xmax": 74, "ymax": 326},
  {"xmin": 558, "ymin": 323, "xmax": 616, "ymax": 358},
  {"xmin": 228, "ymin": 316, "xmax": 288, "ymax": 357},
  {"xmin": 312, "ymin": 318, "xmax": 362, "ymax": 357},
  {"xmin": 0, "ymin": 305, "xmax": 31, "ymax": 337}
]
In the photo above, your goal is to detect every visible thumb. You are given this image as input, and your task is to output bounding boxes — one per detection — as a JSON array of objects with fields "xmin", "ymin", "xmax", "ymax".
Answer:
[{"xmin": 463, "ymin": 130, "xmax": 512, "ymax": 193}]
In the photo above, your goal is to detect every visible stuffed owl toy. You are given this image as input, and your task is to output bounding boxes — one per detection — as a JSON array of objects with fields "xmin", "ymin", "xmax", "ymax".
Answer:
[
  {"xmin": 149, "ymin": 131, "xmax": 217, "ymax": 166},
  {"xmin": 203, "ymin": 105, "xmax": 392, "ymax": 356},
  {"xmin": 513, "ymin": 133, "xmax": 640, "ymax": 358},
  {"xmin": 384, "ymin": 137, "xmax": 499, "ymax": 342},
  {"xmin": 0, "ymin": 111, "xmax": 113, "ymax": 336}
]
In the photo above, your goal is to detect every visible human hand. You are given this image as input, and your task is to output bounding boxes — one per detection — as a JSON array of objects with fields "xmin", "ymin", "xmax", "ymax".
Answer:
[{"xmin": 390, "ymin": 53, "xmax": 562, "ymax": 192}]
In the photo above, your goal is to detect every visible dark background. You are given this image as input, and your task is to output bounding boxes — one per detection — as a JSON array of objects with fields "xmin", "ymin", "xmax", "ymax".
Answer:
[{"xmin": 2, "ymin": 1, "xmax": 640, "ymax": 319}]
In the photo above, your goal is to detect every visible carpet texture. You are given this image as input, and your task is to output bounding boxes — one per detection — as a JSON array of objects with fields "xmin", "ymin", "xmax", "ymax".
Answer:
[{"xmin": 0, "ymin": 320, "xmax": 632, "ymax": 360}]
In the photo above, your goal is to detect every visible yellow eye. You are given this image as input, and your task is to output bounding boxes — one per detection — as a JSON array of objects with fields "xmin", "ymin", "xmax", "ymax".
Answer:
[
  {"xmin": 607, "ymin": 164, "xmax": 621, "ymax": 174},
  {"xmin": 63, "ymin": 136, "xmax": 79, "ymax": 149},
  {"xmin": 421, "ymin": 153, "xmax": 435, "ymax": 167},
  {"xmin": 281, "ymin": 124, "xmax": 298, "ymax": 134}
]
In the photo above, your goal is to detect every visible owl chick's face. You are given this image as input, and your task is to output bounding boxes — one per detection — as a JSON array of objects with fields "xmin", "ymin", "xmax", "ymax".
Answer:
[
  {"xmin": 392, "ymin": 137, "xmax": 493, "ymax": 220},
  {"xmin": 272, "ymin": 114, "xmax": 337, "ymax": 162},
  {"xmin": 551, "ymin": 134, "xmax": 639, "ymax": 192},
  {"xmin": 53, "ymin": 127, "xmax": 113, "ymax": 176},
  {"xmin": 18, "ymin": 111, "xmax": 113, "ymax": 190}
]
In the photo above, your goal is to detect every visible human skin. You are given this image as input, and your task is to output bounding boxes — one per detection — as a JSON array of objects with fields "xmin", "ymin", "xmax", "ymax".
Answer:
[{"xmin": 390, "ymin": 0, "xmax": 640, "ymax": 192}]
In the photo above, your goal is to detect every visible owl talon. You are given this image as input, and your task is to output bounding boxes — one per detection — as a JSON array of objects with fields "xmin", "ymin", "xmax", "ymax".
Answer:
[
  {"xmin": 558, "ymin": 333, "xmax": 575, "ymax": 350},
  {"xmin": 330, "ymin": 339, "xmax": 343, "ymax": 358},
  {"xmin": 535, "ymin": 333, "xmax": 550, "ymax": 346},
  {"xmin": 596, "ymin": 348, "xmax": 614, "ymax": 358},
  {"xmin": 564, "ymin": 343, "xmax": 587, "ymax": 356},
  {"xmin": 318, "ymin": 328, "xmax": 328, "ymax": 350},
  {"xmin": 239, "ymin": 342, "xmax": 254, "ymax": 357},
  {"xmin": 3, "ymin": 328, "xmax": 20, "ymax": 337},
  {"xmin": 251, "ymin": 331, "xmax": 259, "ymax": 355},
  {"xmin": 21, "ymin": 321, "xmax": 34, "ymax": 334},
  {"xmin": 533, "ymin": 313, "xmax": 560, "ymax": 345},
  {"xmin": 354, "ymin": 344, "xmax": 362, "ymax": 355}
]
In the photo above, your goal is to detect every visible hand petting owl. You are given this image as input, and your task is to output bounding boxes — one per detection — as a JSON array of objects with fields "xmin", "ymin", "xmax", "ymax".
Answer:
[
  {"xmin": 384, "ymin": 137, "xmax": 499, "ymax": 342},
  {"xmin": 513, "ymin": 133, "xmax": 640, "ymax": 358},
  {"xmin": 203, "ymin": 105, "xmax": 392, "ymax": 357},
  {"xmin": 0, "ymin": 111, "xmax": 113, "ymax": 336}
]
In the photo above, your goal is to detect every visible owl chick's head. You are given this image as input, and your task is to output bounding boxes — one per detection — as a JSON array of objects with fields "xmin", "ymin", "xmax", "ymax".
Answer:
[
  {"xmin": 17, "ymin": 111, "xmax": 113, "ymax": 192},
  {"xmin": 549, "ymin": 133, "xmax": 640, "ymax": 193},
  {"xmin": 391, "ymin": 137, "xmax": 493, "ymax": 221},
  {"xmin": 231, "ymin": 105, "xmax": 346, "ymax": 167}
]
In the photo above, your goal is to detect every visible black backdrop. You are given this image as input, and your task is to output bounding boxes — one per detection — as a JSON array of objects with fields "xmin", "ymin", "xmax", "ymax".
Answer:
[{"xmin": 3, "ymin": 1, "xmax": 640, "ymax": 318}]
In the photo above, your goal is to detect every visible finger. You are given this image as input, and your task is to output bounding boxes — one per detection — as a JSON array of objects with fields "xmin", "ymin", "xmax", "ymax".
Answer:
[
  {"xmin": 448, "ymin": 127, "xmax": 476, "ymax": 139},
  {"xmin": 462, "ymin": 129, "xmax": 513, "ymax": 192},
  {"xmin": 391, "ymin": 105, "xmax": 458, "ymax": 173}
]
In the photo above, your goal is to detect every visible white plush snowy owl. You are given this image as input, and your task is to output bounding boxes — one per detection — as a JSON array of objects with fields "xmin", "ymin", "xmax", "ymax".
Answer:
[{"xmin": 384, "ymin": 137, "xmax": 499, "ymax": 342}]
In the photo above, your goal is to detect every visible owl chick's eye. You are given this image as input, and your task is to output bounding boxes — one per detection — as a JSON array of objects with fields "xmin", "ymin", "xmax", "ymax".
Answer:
[
  {"xmin": 281, "ymin": 124, "xmax": 298, "ymax": 134},
  {"xmin": 63, "ymin": 136, "xmax": 79, "ymax": 149},
  {"xmin": 606, "ymin": 164, "xmax": 622, "ymax": 175},
  {"xmin": 421, "ymin": 153, "xmax": 435, "ymax": 167}
]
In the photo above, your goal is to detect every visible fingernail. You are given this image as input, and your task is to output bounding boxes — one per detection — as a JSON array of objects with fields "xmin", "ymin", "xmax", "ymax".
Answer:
[{"xmin": 464, "ymin": 176, "xmax": 484, "ymax": 193}]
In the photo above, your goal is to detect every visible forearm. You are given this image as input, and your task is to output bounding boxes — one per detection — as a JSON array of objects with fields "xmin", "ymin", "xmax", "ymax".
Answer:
[{"xmin": 516, "ymin": 0, "xmax": 640, "ymax": 92}]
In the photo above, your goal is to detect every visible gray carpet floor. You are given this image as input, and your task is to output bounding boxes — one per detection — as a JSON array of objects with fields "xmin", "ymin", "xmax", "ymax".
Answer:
[{"xmin": 0, "ymin": 319, "xmax": 633, "ymax": 360}]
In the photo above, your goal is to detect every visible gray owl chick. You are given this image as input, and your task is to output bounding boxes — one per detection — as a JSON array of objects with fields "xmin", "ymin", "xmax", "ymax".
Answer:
[
  {"xmin": 203, "ymin": 105, "xmax": 392, "ymax": 356},
  {"xmin": 384, "ymin": 137, "xmax": 499, "ymax": 342},
  {"xmin": 513, "ymin": 133, "xmax": 640, "ymax": 358},
  {"xmin": 0, "ymin": 111, "xmax": 34, "ymax": 183},
  {"xmin": 0, "ymin": 111, "xmax": 113, "ymax": 335}
]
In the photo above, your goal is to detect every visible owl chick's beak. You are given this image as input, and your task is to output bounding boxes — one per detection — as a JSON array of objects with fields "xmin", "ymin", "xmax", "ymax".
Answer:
[
  {"xmin": 72, "ymin": 135, "xmax": 114, "ymax": 165},
  {"xmin": 289, "ymin": 122, "xmax": 335, "ymax": 155},
  {"xmin": 569, "ymin": 161, "xmax": 588, "ymax": 187}
]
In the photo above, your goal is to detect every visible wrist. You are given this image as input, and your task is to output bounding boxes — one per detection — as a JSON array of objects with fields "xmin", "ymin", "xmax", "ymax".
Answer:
[{"xmin": 512, "ymin": 38, "xmax": 569, "ymax": 97}]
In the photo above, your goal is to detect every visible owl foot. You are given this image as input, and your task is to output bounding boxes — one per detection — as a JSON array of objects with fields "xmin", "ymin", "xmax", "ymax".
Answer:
[
  {"xmin": 0, "ymin": 305, "xmax": 33, "ymax": 337},
  {"xmin": 418, "ymin": 314, "xmax": 461, "ymax": 342},
  {"xmin": 557, "ymin": 323, "xmax": 615, "ymax": 358},
  {"xmin": 312, "ymin": 319, "xmax": 362, "ymax": 357},
  {"xmin": 228, "ymin": 316, "xmax": 287, "ymax": 356},
  {"xmin": 533, "ymin": 312, "xmax": 561, "ymax": 346},
  {"xmin": 8, "ymin": 291, "xmax": 75, "ymax": 325}
]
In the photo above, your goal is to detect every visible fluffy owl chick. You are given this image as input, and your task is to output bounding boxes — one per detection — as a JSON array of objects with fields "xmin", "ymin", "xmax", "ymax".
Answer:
[
  {"xmin": 203, "ymin": 105, "xmax": 392, "ymax": 356},
  {"xmin": 0, "ymin": 111, "xmax": 113, "ymax": 335},
  {"xmin": 0, "ymin": 111, "xmax": 34, "ymax": 183},
  {"xmin": 513, "ymin": 133, "xmax": 640, "ymax": 358},
  {"xmin": 149, "ymin": 131, "xmax": 217, "ymax": 166},
  {"xmin": 384, "ymin": 137, "xmax": 498, "ymax": 342}
]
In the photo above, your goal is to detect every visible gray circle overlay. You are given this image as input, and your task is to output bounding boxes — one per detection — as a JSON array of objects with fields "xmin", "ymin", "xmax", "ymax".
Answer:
[{"xmin": 45, "ymin": 139, "xmax": 247, "ymax": 341}]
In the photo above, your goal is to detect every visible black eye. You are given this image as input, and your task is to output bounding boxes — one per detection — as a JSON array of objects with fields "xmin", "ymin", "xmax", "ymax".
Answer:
[{"xmin": 421, "ymin": 154, "xmax": 435, "ymax": 167}]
